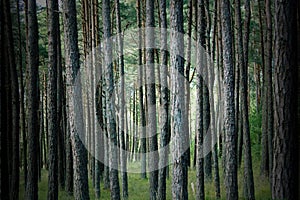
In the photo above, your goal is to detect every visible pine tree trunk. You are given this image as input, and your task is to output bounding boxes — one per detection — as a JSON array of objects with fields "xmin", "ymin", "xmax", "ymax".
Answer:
[
  {"xmin": 158, "ymin": 0, "xmax": 169, "ymax": 199},
  {"xmin": 47, "ymin": 0, "xmax": 59, "ymax": 198},
  {"xmin": 26, "ymin": 0, "xmax": 40, "ymax": 198},
  {"xmin": 102, "ymin": 0, "xmax": 121, "ymax": 199},
  {"xmin": 272, "ymin": 0, "xmax": 297, "ymax": 199},
  {"xmin": 63, "ymin": 0, "xmax": 90, "ymax": 198},
  {"xmin": 196, "ymin": 0, "xmax": 205, "ymax": 199},
  {"xmin": 1, "ymin": 0, "xmax": 20, "ymax": 198},
  {"xmin": 137, "ymin": 0, "xmax": 147, "ymax": 179},
  {"xmin": 220, "ymin": 0, "xmax": 238, "ymax": 199},
  {"xmin": 146, "ymin": 0, "xmax": 159, "ymax": 199},
  {"xmin": 170, "ymin": 0, "xmax": 187, "ymax": 199},
  {"xmin": 115, "ymin": 0, "xmax": 128, "ymax": 198},
  {"xmin": 264, "ymin": 0, "xmax": 273, "ymax": 184}
]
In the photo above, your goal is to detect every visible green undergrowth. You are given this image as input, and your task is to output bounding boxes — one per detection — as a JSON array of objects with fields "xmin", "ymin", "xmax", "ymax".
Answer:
[{"xmin": 19, "ymin": 159, "xmax": 271, "ymax": 200}]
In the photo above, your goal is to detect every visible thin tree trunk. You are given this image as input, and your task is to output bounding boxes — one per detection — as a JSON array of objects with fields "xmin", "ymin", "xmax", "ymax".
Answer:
[
  {"xmin": 146, "ymin": 0, "xmax": 159, "ymax": 199},
  {"xmin": 196, "ymin": 0, "xmax": 205, "ymax": 199},
  {"xmin": 137, "ymin": 0, "xmax": 147, "ymax": 179},
  {"xmin": 115, "ymin": 0, "xmax": 128, "ymax": 198},
  {"xmin": 47, "ymin": 0, "xmax": 59, "ymax": 198},
  {"xmin": 264, "ymin": 0, "xmax": 273, "ymax": 185},
  {"xmin": 102, "ymin": 0, "xmax": 121, "ymax": 199},
  {"xmin": 158, "ymin": 0, "xmax": 169, "ymax": 199},
  {"xmin": 26, "ymin": 0, "xmax": 39, "ymax": 198}
]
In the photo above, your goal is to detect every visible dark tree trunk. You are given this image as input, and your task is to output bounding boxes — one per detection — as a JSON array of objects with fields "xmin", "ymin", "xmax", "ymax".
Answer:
[
  {"xmin": 26, "ymin": 0, "xmax": 40, "ymax": 198},
  {"xmin": 264, "ymin": 0, "xmax": 274, "ymax": 185},
  {"xmin": 272, "ymin": 0, "xmax": 297, "ymax": 199},
  {"xmin": 1, "ymin": 0, "xmax": 20, "ymax": 198},
  {"xmin": 146, "ymin": 0, "xmax": 159, "ymax": 199},
  {"xmin": 47, "ymin": 0, "xmax": 59, "ymax": 198},
  {"xmin": 158, "ymin": 0, "xmax": 169, "ymax": 199},
  {"xmin": 196, "ymin": 0, "xmax": 205, "ymax": 199},
  {"xmin": 137, "ymin": 0, "xmax": 147, "ymax": 179}
]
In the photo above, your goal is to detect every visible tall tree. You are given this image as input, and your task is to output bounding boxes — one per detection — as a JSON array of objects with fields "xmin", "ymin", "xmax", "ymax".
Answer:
[
  {"xmin": 63, "ymin": 0, "xmax": 90, "ymax": 199},
  {"xmin": 115, "ymin": 0, "xmax": 128, "ymax": 198},
  {"xmin": 264, "ymin": 0, "xmax": 273, "ymax": 184},
  {"xmin": 1, "ymin": 0, "xmax": 20, "ymax": 198},
  {"xmin": 170, "ymin": 0, "xmax": 188, "ymax": 199},
  {"xmin": 196, "ymin": 0, "xmax": 205, "ymax": 199},
  {"xmin": 158, "ymin": 0, "xmax": 169, "ymax": 199},
  {"xmin": 102, "ymin": 0, "xmax": 121, "ymax": 199},
  {"xmin": 272, "ymin": 0, "xmax": 297, "ymax": 199},
  {"xmin": 146, "ymin": 0, "xmax": 159, "ymax": 199},
  {"xmin": 233, "ymin": 0, "xmax": 255, "ymax": 198},
  {"xmin": 220, "ymin": 0, "xmax": 238, "ymax": 199},
  {"xmin": 47, "ymin": 0, "xmax": 59, "ymax": 198},
  {"xmin": 137, "ymin": 0, "xmax": 147, "ymax": 179},
  {"xmin": 26, "ymin": 0, "xmax": 39, "ymax": 198}
]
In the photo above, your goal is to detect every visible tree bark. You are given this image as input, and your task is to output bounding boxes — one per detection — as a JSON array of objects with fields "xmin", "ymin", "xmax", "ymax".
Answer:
[
  {"xmin": 63, "ymin": 0, "xmax": 90, "ymax": 198},
  {"xmin": 220, "ymin": 0, "xmax": 238, "ymax": 199},
  {"xmin": 26, "ymin": 0, "xmax": 40, "ymax": 198},
  {"xmin": 47, "ymin": 0, "xmax": 59, "ymax": 198},
  {"xmin": 102, "ymin": 0, "xmax": 121, "ymax": 199},
  {"xmin": 146, "ymin": 0, "xmax": 159, "ymax": 199},
  {"xmin": 158, "ymin": 0, "xmax": 169, "ymax": 200},
  {"xmin": 272, "ymin": 0, "xmax": 297, "ymax": 199},
  {"xmin": 170, "ymin": 0, "xmax": 187, "ymax": 199}
]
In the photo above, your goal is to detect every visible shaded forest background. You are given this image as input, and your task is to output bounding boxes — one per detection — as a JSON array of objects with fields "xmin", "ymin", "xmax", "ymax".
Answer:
[{"xmin": 1, "ymin": 0, "xmax": 299, "ymax": 199}]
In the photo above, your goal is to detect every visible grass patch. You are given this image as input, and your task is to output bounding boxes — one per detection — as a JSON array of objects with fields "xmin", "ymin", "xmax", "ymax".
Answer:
[{"xmin": 19, "ymin": 160, "xmax": 271, "ymax": 199}]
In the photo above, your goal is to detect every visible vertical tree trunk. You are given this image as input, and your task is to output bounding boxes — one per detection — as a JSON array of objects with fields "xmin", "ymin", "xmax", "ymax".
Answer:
[
  {"xmin": 146, "ymin": 0, "xmax": 159, "ymax": 199},
  {"xmin": 170, "ymin": 0, "xmax": 187, "ymax": 199},
  {"xmin": 272, "ymin": 0, "xmax": 297, "ymax": 199},
  {"xmin": 1, "ymin": 0, "xmax": 20, "ymax": 198},
  {"xmin": 115, "ymin": 0, "xmax": 128, "ymax": 198},
  {"xmin": 220, "ymin": 0, "xmax": 238, "ymax": 199},
  {"xmin": 259, "ymin": 0, "xmax": 269, "ymax": 177},
  {"xmin": 196, "ymin": 0, "xmax": 205, "ymax": 199},
  {"xmin": 158, "ymin": 0, "xmax": 169, "ymax": 199},
  {"xmin": 26, "ymin": 0, "xmax": 39, "ymax": 198},
  {"xmin": 264, "ymin": 0, "xmax": 274, "ymax": 185},
  {"xmin": 102, "ymin": 0, "xmax": 121, "ymax": 199},
  {"xmin": 63, "ymin": 0, "xmax": 90, "ymax": 198},
  {"xmin": 47, "ymin": 0, "xmax": 59, "ymax": 198},
  {"xmin": 137, "ymin": 0, "xmax": 147, "ymax": 179}
]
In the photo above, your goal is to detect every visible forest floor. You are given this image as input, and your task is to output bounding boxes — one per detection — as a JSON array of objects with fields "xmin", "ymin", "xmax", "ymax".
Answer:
[{"xmin": 19, "ymin": 156, "xmax": 271, "ymax": 200}]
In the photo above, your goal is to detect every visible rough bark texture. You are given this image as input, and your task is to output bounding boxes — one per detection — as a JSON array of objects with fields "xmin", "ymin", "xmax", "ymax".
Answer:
[
  {"xmin": 170, "ymin": 0, "xmax": 187, "ymax": 199},
  {"xmin": 272, "ymin": 0, "xmax": 297, "ymax": 199},
  {"xmin": 47, "ymin": 0, "xmax": 59, "ymax": 198},
  {"xmin": 102, "ymin": 0, "xmax": 121, "ymax": 199},
  {"xmin": 26, "ymin": 0, "xmax": 40, "ymax": 199},
  {"xmin": 220, "ymin": 0, "xmax": 238, "ymax": 199},
  {"xmin": 63, "ymin": 0, "xmax": 90, "ymax": 199}
]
